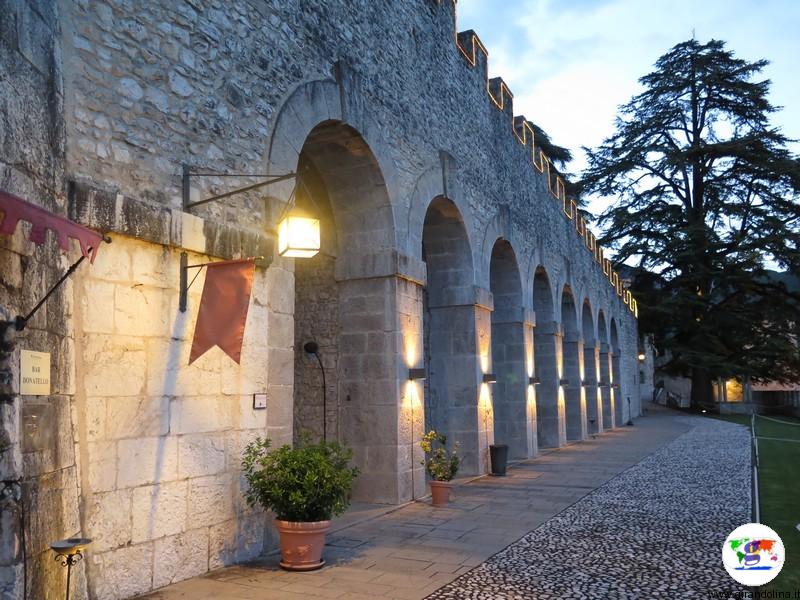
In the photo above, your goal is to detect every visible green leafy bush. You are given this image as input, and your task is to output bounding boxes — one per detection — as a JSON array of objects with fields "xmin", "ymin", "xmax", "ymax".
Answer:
[
  {"xmin": 420, "ymin": 430, "xmax": 460, "ymax": 481},
  {"xmin": 241, "ymin": 436, "xmax": 358, "ymax": 522}
]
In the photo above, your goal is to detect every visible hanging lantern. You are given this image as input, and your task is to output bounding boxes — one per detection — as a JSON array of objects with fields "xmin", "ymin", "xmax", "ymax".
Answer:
[{"xmin": 277, "ymin": 208, "xmax": 320, "ymax": 258}]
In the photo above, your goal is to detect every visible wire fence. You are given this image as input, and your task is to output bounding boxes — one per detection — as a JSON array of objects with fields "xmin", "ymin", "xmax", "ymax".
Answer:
[{"xmin": 750, "ymin": 413, "xmax": 761, "ymax": 524}]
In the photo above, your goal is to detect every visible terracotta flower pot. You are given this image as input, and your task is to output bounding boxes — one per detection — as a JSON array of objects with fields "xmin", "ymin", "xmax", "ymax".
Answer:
[
  {"xmin": 429, "ymin": 480, "xmax": 453, "ymax": 507},
  {"xmin": 275, "ymin": 519, "xmax": 331, "ymax": 571}
]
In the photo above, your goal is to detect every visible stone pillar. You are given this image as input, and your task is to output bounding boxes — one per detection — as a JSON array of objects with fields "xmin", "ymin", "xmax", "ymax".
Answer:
[
  {"xmin": 534, "ymin": 321, "xmax": 565, "ymax": 448},
  {"xmin": 491, "ymin": 307, "xmax": 535, "ymax": 460},
  {"xmin": 563, "ymin": 333, "xmax": 586, "ymax": 441},
  {"xmin": 336, "ymin": 255, "xmax": 428, "ymax": 504},
  {"xmin": 524, "ymin": 318, "xmax": 538, "ymax": 457},
  {"xmin": 584, "ymin": 342, "xmax": 601, "ymax": 433},
  {"xmin": 599, "ymin": 343, "xmax": 613, "ymax": 428},
  {"xmin": 425, "ymin": 286, "xmax": 491, "ymax": 477},
  {"xmin": 612, "ymin": 350, "xmax": 623, "ymax": 426}
]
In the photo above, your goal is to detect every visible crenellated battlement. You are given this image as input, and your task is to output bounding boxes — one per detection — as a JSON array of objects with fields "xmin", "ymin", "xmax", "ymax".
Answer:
[{"xmin": 437, "ymin": 0, "xmax": 637, "ymax": 317}]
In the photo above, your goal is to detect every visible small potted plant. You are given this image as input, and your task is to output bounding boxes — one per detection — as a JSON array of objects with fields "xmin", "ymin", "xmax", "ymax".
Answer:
[
  {"xmin": 420, "ymin": 430, "xmax": 460, "ymax": 507},
  {"xmin": 242, "ymin": 435, "xmax": 358, "ymax": 571}
]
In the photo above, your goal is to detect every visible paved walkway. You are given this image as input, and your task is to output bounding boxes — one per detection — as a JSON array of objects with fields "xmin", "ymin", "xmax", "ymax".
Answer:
[{"xmin": 141, "ymin": 408, "xmax": 748, "ymax": 600}]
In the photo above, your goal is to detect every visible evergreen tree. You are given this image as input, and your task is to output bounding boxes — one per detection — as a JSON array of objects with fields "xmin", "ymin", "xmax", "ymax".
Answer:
[{"xmin": 579, "ymin": 39, "xmax": 800, "ymax": 406}]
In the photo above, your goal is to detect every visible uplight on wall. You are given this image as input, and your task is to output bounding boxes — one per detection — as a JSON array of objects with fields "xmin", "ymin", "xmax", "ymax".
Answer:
[
  {"xmin": 408, "ymin": 367, "xmax": 426, "ymax": 381},
  {"xmin": 482, "ymin": 373, "xmax": 497, "ymax": 384},
  {"xmin": 637, "ymin": 351, "xmax": 646, "ymax": 362},
  {"xmin": 529, "ymin": 376, "xmax": 541, "ymax": 385},
  {"xmin": 559, "ymin": 378, "xmax": 570, "ymax": 387},
  {"xmin": 278, "ymin": 208, "xmax": 320, "ymax": 258}
]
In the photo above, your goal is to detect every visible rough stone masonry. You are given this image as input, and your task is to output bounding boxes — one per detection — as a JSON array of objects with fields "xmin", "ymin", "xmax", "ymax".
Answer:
[{"xmin": 0, "ymin": 1, "xmax": 641, "ymax": 598}]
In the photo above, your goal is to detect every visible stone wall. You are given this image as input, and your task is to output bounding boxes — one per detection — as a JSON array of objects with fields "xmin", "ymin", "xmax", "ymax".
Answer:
[
  {"xmin": 0, "ymin": 1, "xmax": 86, "ymax": 599},
  {"xmin": 1, "ymin": 0, "xmax": 643, "ymax": 597}
]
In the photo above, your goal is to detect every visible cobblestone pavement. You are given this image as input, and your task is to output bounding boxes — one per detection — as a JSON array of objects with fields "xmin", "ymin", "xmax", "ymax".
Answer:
[
  {"xmin": 142, "ymin": 409, "xmax": 749, "ymax": 600},
  {"xmin": 426, "ymin": 416, "xmax": 751, "ymax": 599}
]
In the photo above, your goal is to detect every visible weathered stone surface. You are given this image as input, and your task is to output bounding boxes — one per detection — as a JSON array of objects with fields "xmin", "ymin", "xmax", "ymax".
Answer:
[
  {"xmin": 152, "ymin": 528, "xmax": 209, "ymax": 589},
  {"xmin": 92, "ymin": 543, "xmax": 154, "ymax": 600},
  {"xmin": 131, "ymin": 480, "xmax": 188, "ymax": 543},
  {"xmin": 84, "ymin": 488, "xmax": 133, "ymax": 551},
  {"xmin": 117, "ymin": 436, "xmax": 179, "ymax": 488}
]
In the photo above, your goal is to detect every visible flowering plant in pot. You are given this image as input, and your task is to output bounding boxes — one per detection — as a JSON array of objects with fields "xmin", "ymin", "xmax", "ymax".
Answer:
[
  {"xmin": 242, "ymin": 435, "xmax": 358, "ymax": 571},
  {"xmin": 420, "ymin": 430, "xmax": 460, "ymax": 507}
]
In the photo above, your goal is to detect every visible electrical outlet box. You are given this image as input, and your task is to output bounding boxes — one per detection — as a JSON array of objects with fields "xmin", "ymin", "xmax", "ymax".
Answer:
[{"xmin": 252, "ymin": 393, "xmax": 267, "ymax": 410}]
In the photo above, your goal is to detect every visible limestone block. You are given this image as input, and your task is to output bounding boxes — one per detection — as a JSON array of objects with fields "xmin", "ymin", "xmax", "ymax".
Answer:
[
  {"xmin": 106, "ymin": 396, "xmax": 169, "ymax": 440},
  {"xmin": 267, "ymin": 347, "xmax": 293, "ymax": 386},
  {"xmin": 82, "ymin": 335, "xmax": 146, "ymax": 397},
  {"xmin": 131, "ymin": 480, "xmax": 188, "ymax": 543},
  {"xmin": 234, "ymin": 393, "xmax": 268, "ymax": 430},
  {"xmin": 208, "ymin": 519, "xmax": 237, "ymax": 570},
  {"xmin": 264, "ymin": 266, "xmax": 294, "ymax": 314},
  {"xmin": 87, "ymin": 440, "xmax": 117, "ymax": 492},
  {"xmin": 170, "ymin": 396, "xmax": 235, "ymax": 434},
  {"xmin": 79, "ymin": 396, "xmax": 106, "ymax": 442},
  {"xmin": 243, "ymin": 304, "xmax": 269, "ymax": 344},
  {"xmin": 131, "ymin": 245, "xmax": 176, "ymax": 288},
  {"xmin": 225, "ymin": 429, "xmax": 263, "ymax": 472},
  {"xmin": 266, "ymin": 311, "xmax": 293, "ymax": 347},
  {"xmin": 114, "ymin": 284, "xmax": 170, "ymax": 337},
  {"xmin": 187, "ymin": 473, "xmax": 235, "ymax": 529},
  {"xmin": 266, "ymin": 384, "xmax": 292, "ymax": 430},
  {"xmin": 180, "ymin": 212, "xmax": 205, "ymax": 253},
  {"xmin": 220, "ymin": 343, "xmax": 269, "ymax": 396},
  {"xmin": 152, "ymin": 527, "xmax": 209, "ymax": 589},
  {"xmin": 91, "ymin": 543, "xmax": 153, "ymax": 600},
  {"xmin": 84, "ymin": 489, "xmax": 133, "ymax": 551},
  {"xmin": 177, "ymin": 433, "xmax": 226, "ymax": 479},
  {"xmin": 87, "ymin": 238, "xmax": 131, "ymax": 282},
  {"xmin": 117, "ymin": 436, "xmax": 178, "ymax": 488},
  {"xmin": 146, "ymin": 339, "xmax": 221, "ymax": 397}
]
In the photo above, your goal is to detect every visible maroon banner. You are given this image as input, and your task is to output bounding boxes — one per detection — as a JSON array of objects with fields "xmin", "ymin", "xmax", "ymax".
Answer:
[
  {"xmin": 189, "ymin": 259, "xmax": 255, "ymax": 365},
  {"xmin": 0, "ymin": 189, "xmax": 105, "ymax": 262}
]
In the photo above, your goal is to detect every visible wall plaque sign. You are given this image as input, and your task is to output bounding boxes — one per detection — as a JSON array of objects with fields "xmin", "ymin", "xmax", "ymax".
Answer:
[{"xmin": 20, "ymin": 350, "xmax": 50, "ymax": 395}]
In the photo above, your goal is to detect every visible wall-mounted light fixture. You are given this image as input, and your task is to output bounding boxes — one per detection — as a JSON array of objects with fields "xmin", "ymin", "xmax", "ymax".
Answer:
[
  {"xmin": 408, "ymin": 367, "xmax": 426, "ymax": 381},
  {"xmin": 597, "ymin": 381, "xmax": 609, "ymax": 388},
  {"xmin": 612, "ymin": 383, "xmax": 620, "ymax": 390},
  {"xmin": 559, "ymin": 378, "xmax": 570, "ymax": 387},
  {"xmin": 528, "ymin": 376, "xmax": 541, "ymax": 385},
  {"xmin": 182, "ymin": 165, "xmax": 321, "ymax": 259},
  {"xmin": 483, "ymin": 373, "xmax": 497, "ymax": 384},
  {"xmin": 581, "ymin": 380, "xmax": 594, "ymax": 387},
  {"xmin": 637, "ymin": 351, "xmax": 646, "ymax": 362}
]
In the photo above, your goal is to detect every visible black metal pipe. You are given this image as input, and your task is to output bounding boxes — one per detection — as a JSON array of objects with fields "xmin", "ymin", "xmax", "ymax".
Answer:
[{"xmin": 303, "ymin": 341, "xmax": 327, "ymax": 442}]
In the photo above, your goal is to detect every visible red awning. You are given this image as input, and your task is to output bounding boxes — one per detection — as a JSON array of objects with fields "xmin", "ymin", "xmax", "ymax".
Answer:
[{"xmin": 0, "ymin": 189, "xmax": 105, "ymax": 262}]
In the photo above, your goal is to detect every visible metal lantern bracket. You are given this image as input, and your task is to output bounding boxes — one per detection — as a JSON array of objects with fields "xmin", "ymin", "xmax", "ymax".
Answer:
[
  {"xmin": 179, "ymin": 253, "xmax": 264, "ymax": 313},
  {"xmin": 14, "ymin": 237, "xmax": 112, "ymax": 331},
  {"xmin": 181, "ymin": 164, "xmax": 296, "ymax": 212}
]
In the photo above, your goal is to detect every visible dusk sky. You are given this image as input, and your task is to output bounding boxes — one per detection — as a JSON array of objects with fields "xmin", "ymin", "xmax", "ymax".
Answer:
[{"xmin": 456, "ymin": 0, "xmax": 800, "ymax": 215}]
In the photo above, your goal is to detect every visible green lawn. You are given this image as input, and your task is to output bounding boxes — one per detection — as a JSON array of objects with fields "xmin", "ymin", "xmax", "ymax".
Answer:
[
  {"xmin": 755, "ymin": 415, "xmax": 800, "ymax": 594},
  {"xmin": 708, "ymin": 412, "xmax": 800, "ymax": 593}
]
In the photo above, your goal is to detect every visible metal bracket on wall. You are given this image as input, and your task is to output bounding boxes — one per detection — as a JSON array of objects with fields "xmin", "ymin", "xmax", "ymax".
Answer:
[{"xmin": 181, "ymin": 164, "xmax": 296, "ymax": 212}]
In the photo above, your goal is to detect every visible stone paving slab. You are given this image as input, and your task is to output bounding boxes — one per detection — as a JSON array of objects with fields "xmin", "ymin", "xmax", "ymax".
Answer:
[{"xmin": 140, "ymin": 408, "xmax": 702, "ymax": 600}]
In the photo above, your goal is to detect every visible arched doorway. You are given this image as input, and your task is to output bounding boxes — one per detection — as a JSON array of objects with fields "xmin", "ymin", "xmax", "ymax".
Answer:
[
  {"xmin": 489, "ymin": 240, "xmax": 532, "ymax": 459},
  {"xmin": 291, "ymin": 120, "xmax": 402, "ymax": 502},
  {"xmin": 582, "ymin": 299, "xmax": 600, "ymax": 434},
  {"xmin": 561, "ymin": 286, "xmax": 585, "ymax": 441},
  {"xmin": 422, "ymin": 197, "xmax": 487, "ymax": 475},
  {"xmin": 533, "ymin": 268, "xmax": 564, "ymax": 447}
]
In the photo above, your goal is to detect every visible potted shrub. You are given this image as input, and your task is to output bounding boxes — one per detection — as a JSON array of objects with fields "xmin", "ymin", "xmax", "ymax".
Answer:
[
  {"xmin": 242, "ymin": 436, "xmax": 358, "ymax": 571},
  {"xmin": 420, "ymin": 430, "xmax": 460, "ymax": 507}
]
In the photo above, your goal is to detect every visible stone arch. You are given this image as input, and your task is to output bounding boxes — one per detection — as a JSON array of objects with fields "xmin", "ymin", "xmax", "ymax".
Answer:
[
  {"xmin": 610, "ymin": 318, "xmax": 623, "ymax": 427},
  {"xmin": 561, "ymin": 285, "xmax": 585, "ymax": 441},
  {"xmin": 422, "ymin": 196, "xmax": 487, "ymax": 475},
  {"xmin": 281, "ymin": 117, "xmax": 405, "ymax": 503},
  {"xmin": 582, "ymin": 299, "xmax": 601, "ymax": 434},
  {"xmin": 533, "ymin": 266, "xmax": 564, "ymax": 447},
  {"xmin": 489, "ymin": 239, "xmax": 533, "ymax": 459}
]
